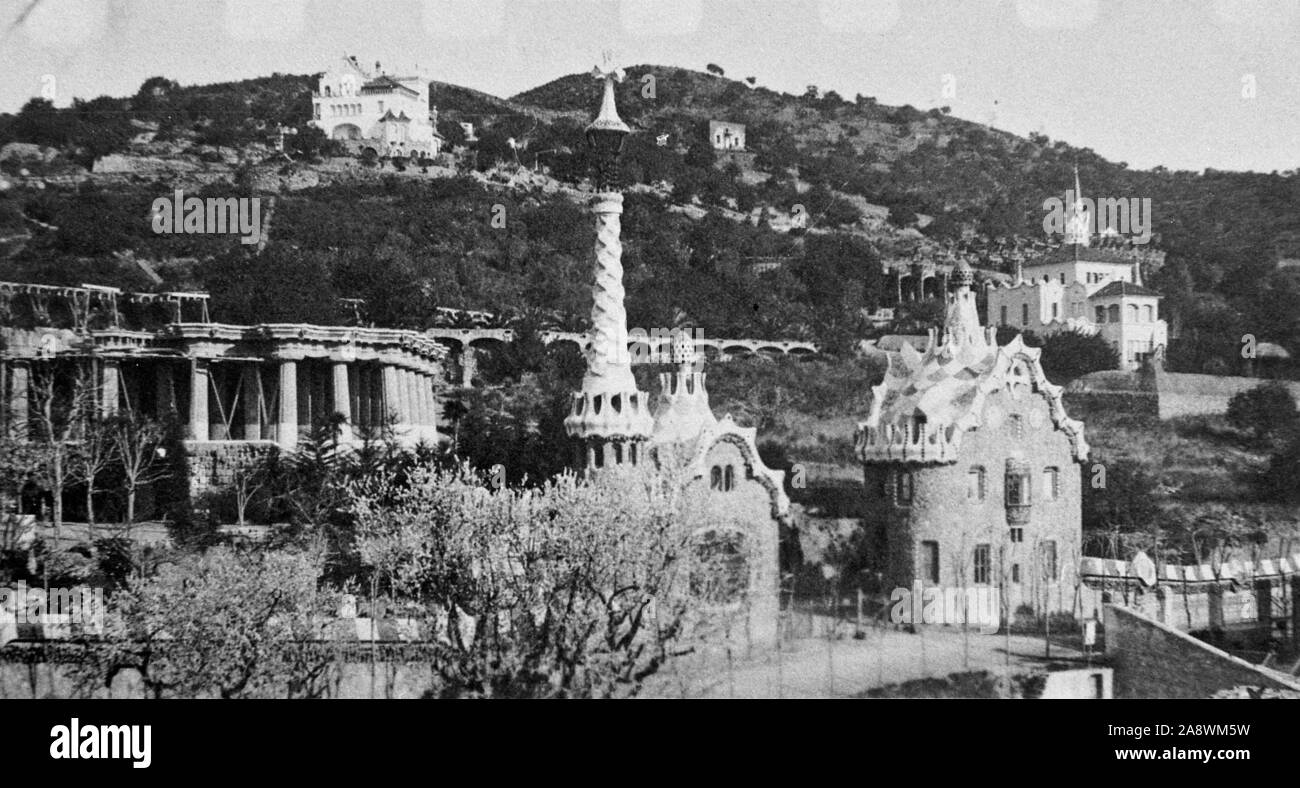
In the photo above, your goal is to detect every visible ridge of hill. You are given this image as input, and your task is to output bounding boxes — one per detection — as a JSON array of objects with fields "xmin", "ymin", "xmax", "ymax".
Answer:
[{"xmin": 2, "ymin": 64, "xmax": 1300, "ymax": 371}]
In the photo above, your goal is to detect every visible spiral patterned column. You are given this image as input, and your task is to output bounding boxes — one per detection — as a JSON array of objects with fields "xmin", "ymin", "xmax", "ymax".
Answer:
[{"xmin": 565, "ymin": 192, "xmax": 653, "ymax": 446}]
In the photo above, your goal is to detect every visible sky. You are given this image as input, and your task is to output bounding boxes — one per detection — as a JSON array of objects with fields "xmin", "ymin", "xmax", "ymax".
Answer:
[{"xmin": 1, "ymin": 0, "xmax": 1297, "ymax": 173}]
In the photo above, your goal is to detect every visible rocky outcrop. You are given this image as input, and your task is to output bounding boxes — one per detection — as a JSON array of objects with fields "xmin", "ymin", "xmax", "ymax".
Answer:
[
  {"xmin": 92, "ymin": 154, "xmax": 203, "ymax": 175},
  {"xmin": 0, "ymin": 143, "xmax": 59, "ymax": 164}
]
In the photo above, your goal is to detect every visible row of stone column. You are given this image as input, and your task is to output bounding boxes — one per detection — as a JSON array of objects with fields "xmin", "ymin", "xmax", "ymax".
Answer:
[
  {"xmin": 2, "ymin": 357, "xmax": 439, "ymax": 448},
  {"xmin": 379, "ymin": 364, "xmax": 439, "ymax": 445},
  {"xmin": 177, "ymin": 359, "xmax": 438, "ymax": 448},
  {"xmin": 892, "ymin": 272, "xmax": 950, "ymax": 303},
  {"xmin": 248, "ymin": 361, "xmax": 437, "ymax": 448}
]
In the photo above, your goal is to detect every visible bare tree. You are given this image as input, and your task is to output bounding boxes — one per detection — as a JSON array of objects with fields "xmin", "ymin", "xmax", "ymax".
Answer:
[
  {"xmin": 0, "ymin": 437, "xmax": 51, "ymax": 549},
  {"xmin": 110, "ymin": 413, "xmax": 168, "ymax": 536},
  {"xmin": 27, "ymin": 361, "xmax": 94, "ymax": 539},
  {"xmin": 229, "ymin": 454, "xmax": 268, "ymax": 526},
  {"xmin": 71, "ymin": 547, "xmax": 337, "ymax": 699},
  {"xmin": 353, "ymin": 464, "xmax": 699, "ymax": 698},
  {"xmin": 68, "ymin": 412, "xmax": 114, "ymax": 538}
]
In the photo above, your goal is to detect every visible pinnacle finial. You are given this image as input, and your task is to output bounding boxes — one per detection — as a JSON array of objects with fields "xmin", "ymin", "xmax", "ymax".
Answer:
[
  {"xmin": 951, "ymin": 259, "xmax": 974, "ymax": 289},
  {"xmin": 1065, "ymin": 164, "xmax": 1091, "ymax": 248},
  {"xmin": 588, "ymin": 54, "xmax": 630, "ymax": 136}
]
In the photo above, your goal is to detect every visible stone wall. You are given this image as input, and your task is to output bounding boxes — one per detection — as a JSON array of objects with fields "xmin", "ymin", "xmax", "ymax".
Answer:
[
  {"xmin": 1153, "ymin": 367, "xmax": 1300, "ymax": 420},
  {"xmin": 1080, "ymin": 583, "xmax": 1266, "ymax": 632},
  {"xmin": 0, "ymin": 657, "xmax": 438, "ymax": 699},
  {"xmin": 681, "ymin": 439, "xmax": 782, "ymax": 650},
  {"xmin": 1066, "ymin": 365, "xmax": 1300, "ymax": 420},
  {"xmin": 184, "ymin": 441, "xmax": 276, "ymax": 499},
  {"xmin": 1103, "ymin": 604, "xmax": 1300, "ymax": 698},
  {"xmin": 1040, "ymin": 667, "xmax": 1113, "ymax": 699},
  {"xmin": 1064, "ymin": 369, "xmax": 1158, "ymax": 415}
]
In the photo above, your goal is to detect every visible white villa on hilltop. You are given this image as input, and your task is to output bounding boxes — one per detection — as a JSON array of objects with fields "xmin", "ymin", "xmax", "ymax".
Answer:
[
  {"xmin": 309, "ymin": 55, "xmax": 443, "ymax": 160},
  {"xmin": 985, "ymin": 175, "xmax": 1168, "ymax": 370}
]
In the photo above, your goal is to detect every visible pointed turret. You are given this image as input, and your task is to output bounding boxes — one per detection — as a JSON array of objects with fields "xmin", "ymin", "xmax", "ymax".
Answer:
[
  {"xmin": 1064, "ymin": 165, "xmax": 1091, "ymax": 249},
  {"xmin": 941, "ymin": 260, "xmax": 988, "ymax": 349},
  {"xmin": 653, "ymin": 329, "xmax": 717, "ymax": 448},
  {"xmin": 564, "ymin": 58, "xmax": 653, "ymax": 470}
]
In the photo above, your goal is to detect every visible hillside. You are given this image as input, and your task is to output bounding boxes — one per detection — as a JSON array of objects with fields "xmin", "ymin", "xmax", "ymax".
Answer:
[
  {"xmin": 1, "ymin": 64, "xmax": 1299, "ymax": 368},
  {"xmin": 2, "ymin": 64, "xmax": 1300, "ymax": 570}
]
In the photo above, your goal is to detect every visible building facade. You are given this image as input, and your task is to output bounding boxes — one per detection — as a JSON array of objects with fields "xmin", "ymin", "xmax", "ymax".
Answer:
[
  {"xmin": 708, "ymin": 121, "xmax": 746, "ymax": 151},
  {"xmin": 857, "ymin": 262, "xmax": 1090, "ymax": 622},
  {"xmin": 310, "ymin": 56, "xmax": 443, "ymax": 159},
  {"xmin": 1, "ymin": 282, "xmax": 444, "ymax": 506},
  {"xmin": 985, "ymin": 179, "xmax": 1168, "ymax": 370}
]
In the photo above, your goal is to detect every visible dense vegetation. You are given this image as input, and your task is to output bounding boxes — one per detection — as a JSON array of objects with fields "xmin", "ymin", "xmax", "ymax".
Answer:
[{"xmin": 4, "ymin": 64, "xmax": 1300, "ymax": 366}]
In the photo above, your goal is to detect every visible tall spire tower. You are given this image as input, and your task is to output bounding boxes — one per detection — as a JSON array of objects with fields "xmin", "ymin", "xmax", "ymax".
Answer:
[
  {"xmin": 1063, "ymin": 165, "xmax": 1091, "ymax": 250},
  {"xmin": 564, "ymin": 56, "xmax": 654, "ymax": 469}
]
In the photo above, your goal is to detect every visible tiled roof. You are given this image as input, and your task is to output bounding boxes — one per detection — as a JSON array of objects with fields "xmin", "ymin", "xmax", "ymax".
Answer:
[
  {"xmin": 1025, "ymin": 244, "xmax": 1147, "ymax": 266},
  {"xmin": 856, "ymin": 328, "xmax": 1088, "ymax": 464},
  {"xmin": 1089, "ymin": 280, "xmax": 1161, "ymax": 299},
  {"xmin": 873, "ymin": 334, "xmax": 931, "ymax": 353},
  {"xmin": 361, "ymin": 76, "xmax": 419, "ymax": 97}
]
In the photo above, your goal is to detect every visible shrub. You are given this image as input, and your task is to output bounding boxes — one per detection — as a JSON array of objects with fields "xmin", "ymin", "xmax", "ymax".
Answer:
[
  {"xmin": 72, "ymin": 547, "xmax": 337, "ymax": 698},
  {"xmin": 1226, "ymin": 381, "xmax": 1298, "ymax": 441},
  {"xmin": 1038, "ymin": 329, "xmax": 1120, "ymax": 383}
]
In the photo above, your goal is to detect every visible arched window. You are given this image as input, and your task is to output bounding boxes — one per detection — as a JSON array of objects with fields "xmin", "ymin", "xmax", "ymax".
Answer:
[
  {"xmin": 1040, "ymin": 540, "xmax": 1058, "ymax": 581},
  {"xmin": 710, "ymin": 465, "xmax": 722, "ymax": 490},
  {"xmin": 1005, "ymin": 466, "xmax": 1030, "ymax": 506},
  {"xmin": 1107, "ymin": 304, "xmax": 1120, "ymax": 322},
  {"xmin": 1143, "ymin": 304, "xmax": 1154, "ymax": 322},
  {"xmin": 967, "ymin": 466, "xmax": 986, "ymax": 501},
  {"xmin": 920, "ymin": 541, "xmax": 939, "ymax": 585},
  {"xmin": 324, "ymin": 86, "xmax": 332, "ymax": 97},
  {"xmin": 1127, "ymin": 303, "xmax": 1139, "ymax": 322},
  {"xmin": 1095, "ymin": 305, "xmax": 1106, "ymax": 323},
  {"xmin": 896, "ymin": 471, "xmax": 913, "ymax": 504},
  {"xmin": 1042, "ymin": 467, "xmax": 1060, "ymax": 501},
  {"xmin": 723, "ymin": 465, "xmax": 735, "ymax": 492}
]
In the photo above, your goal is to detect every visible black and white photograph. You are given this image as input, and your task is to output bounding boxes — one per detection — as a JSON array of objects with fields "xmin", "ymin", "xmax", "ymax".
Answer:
[{"xmin": 0, "ymin": 0, "xmax": 1296, "ymax": 765}]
